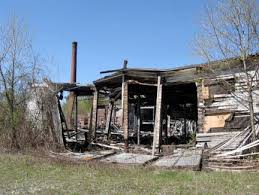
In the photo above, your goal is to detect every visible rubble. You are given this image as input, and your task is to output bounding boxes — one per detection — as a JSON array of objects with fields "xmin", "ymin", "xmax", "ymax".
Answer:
[{"xmin": 43, "ymin": 43, "xmax": 259, "ymax": 171}]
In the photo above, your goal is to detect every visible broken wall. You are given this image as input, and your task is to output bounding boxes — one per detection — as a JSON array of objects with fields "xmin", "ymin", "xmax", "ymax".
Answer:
[
  {"xmin": 197, "ymin": 71, "xmax": 259, "ymax": 133},
  {"xmin": 27, "ymin": 83, "xmax": 63, "ymax": 146}
]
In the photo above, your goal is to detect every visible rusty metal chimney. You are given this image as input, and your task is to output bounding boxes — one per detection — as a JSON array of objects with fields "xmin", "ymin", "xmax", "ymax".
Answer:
[
  {"xmin": 123, "ymin": 59, "xmax": 128, "ymax": 69},
  {"xmin": 70, "ymin": 42, "xmax": 77, "ymax": 83}
]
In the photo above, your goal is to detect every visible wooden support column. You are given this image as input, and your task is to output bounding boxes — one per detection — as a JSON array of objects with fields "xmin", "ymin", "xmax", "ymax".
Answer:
[
  {"xmin": 166, "ymin": 115, "xmax": 170, "ymax": 138},
  {"xmin": 88, "ymin": 105, "xmax": 93, "ymax": 130},
  {"xmin": 136, "ymin": 100, "xmax": 141, "ymax": 145},
  {"xmin": 91, "ymin": 88, "xmax": 99, "ymax": 141},
  {"xmin": 106, "ymin": 100, "xmax": 114, "ymax": 141},
  {"xmin": 75, "ymin": 94, "xmax": 78, "ymax": 140},
  {"xmin": 67, "ymin": 93, "xmax": 75, "ymax": 130},
  {"xmin": 122, "ymin": 75, "xmax": 129, "ymax": 151},
  {"xmin": 152, "ymin": 75, "xmax": 163, "ymax": 156},
  {"xmin": 196, "ymin": 80, "xmax": 205, "ymax": 133},
  {"xmin": 113, "ymin": 106, "xmax": 116, "ymax": 125}
]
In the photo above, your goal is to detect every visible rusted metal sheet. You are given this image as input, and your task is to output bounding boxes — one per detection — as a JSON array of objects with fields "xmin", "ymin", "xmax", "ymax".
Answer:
[
  {"xmin": 70, "ymin": 42, "xmax": 77, "ymax": 84},
  {"xmin": 67, "ymin": 42, "xmax": 78, "ymax": 130}
]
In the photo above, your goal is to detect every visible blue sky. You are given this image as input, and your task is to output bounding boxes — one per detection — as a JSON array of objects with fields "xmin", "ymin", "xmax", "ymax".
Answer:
[{"xmin": 0, "ymin": 0, "xmax": 207, "ymax": 84}]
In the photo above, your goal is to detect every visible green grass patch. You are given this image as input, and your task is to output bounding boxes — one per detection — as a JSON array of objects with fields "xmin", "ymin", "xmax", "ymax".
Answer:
[{"xmin": 0, "ymin": 153, "xmax": 258, "ymax": 194}]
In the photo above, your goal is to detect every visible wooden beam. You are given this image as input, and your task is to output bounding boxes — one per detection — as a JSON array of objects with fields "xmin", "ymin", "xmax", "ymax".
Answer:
[
  {"xmin": 136, "ymin": 99, "xmax": 141, "ymax": 145},
  {"xmin": 67, "ymin": 92, "xmax": 75, "ymax": 130},
  {"xmin": 88, "ymin": 105, "xmax": 93, "ymax": 130},
  {"xmin": 100, "ymin": 68, "xmax": 124, "ymax": 74},
  {"xmin": 75, "ymin": 95, "xmax": 78, "ymax": 140},
  {"xmin": 106, "ymin": 101, "xmax": 114, "ymax": 141},
  {"xmin": 122, "ymin": 75, "xmax": 129, "ymax": 151},
  {"xmin": 113, "ymin": 105, "xmax": 116, "ymax": 125},
  {"xmin": 166, "ymin": 115, "xmax": 170, "ymax": 139},
  {"xmin": 91, "ymin": 88, "xmax": 99, "ymax": 141},
  {"xmin": 196, "ymin": 81, "xmax": 205, "ymax": 133},
  {"xmin": 152, "ymin": 75, "xmax": 163, "ymax": 156},
  {"xmin": 127, "ymin": 79, "xmax": 157, "ymax": 86}
]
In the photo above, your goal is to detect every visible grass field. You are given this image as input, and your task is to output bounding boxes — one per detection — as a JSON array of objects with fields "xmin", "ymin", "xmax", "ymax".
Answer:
[{"xmin": 0, "ymin": 153, "xmax": 258, "ymax": 195}]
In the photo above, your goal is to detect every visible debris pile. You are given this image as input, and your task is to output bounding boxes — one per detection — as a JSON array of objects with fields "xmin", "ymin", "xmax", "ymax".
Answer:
[{"xmin": 203, "ymin": 123, "xmax": 259, "ymax": 171}]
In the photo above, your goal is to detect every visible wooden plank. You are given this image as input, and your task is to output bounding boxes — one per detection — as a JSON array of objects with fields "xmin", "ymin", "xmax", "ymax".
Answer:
[
  {"xmin": 112, "ymin": 105, "xmax": 116, "ymax": 125},
  {"xmin": 153, "ymin": 149, "xmax": 202, "ymax": 170},
  {"xmin": 91, "ymin": 89, "xmax": 99, "ymax": 141},
  {"xmin": 67, "ymin": 92, "xmax": 75, "ymax": 130},
  {"xmin": 75, "ymin": 95, "xmax": 78, "ymax": 140},
  {"xmin": 92, "ymin": 143, "xmax": 123, "ymax": 151},
  {"xmin": 122, "ymin": 75, "xmax": 129, "ymax": 151},
  {"xmin": 136, "ymin": 100, "xmax": 141, "ymax": 145},
  {"xmin": 166, "ymin": 115, "xmax": 170, "ymax": 138},
  {"xmin": 88, "ymin": 106, "xmax": 93, "ymax": 130},
  {"xmin": 152, "ymin": 75, "xmax": 163, "ymax": 156},
  {"xmin": 106, "ymin": 101, "xmax": 114, "ymax": 140},
  {"xmin": 101, "ymin": 153, "xmax": 158, "ymax": 165},
  {"xmin": 196, "ymin": 81, "xmax": 205, "ymax": 133},
  {"xmin": 127, "ymin": 79, "xmax": 157, "ymax": 86}
]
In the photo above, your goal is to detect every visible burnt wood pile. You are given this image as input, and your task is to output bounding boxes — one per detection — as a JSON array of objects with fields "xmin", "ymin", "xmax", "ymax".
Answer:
[{"xmin": 48, "ymin": 43, "xmax": 259, "ymax": 165}]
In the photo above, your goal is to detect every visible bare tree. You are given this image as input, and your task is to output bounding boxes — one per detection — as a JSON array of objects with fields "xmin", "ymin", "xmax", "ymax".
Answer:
[
  {"xmin": 0, "ymin": 17, "xmax": 42, "ymax": 149},
  {"xmin": 195, "ymin": 0, "xmax": 259, "ymax": 141}
]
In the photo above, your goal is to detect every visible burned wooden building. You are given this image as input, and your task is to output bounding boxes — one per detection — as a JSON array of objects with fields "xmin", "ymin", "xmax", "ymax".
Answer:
[{"xmin": 54, "ymin": 43, "xmax": 259, "ymax": 155}]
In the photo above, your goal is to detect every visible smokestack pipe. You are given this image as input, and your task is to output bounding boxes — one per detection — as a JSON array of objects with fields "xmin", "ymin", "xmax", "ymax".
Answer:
[
  {"xmin": 70, "ymin": 42, "xmax": 77, "ymax": 83},
  {"xmin": 123, "ymin": 59, "xmax": 128, "ymax": 69}
]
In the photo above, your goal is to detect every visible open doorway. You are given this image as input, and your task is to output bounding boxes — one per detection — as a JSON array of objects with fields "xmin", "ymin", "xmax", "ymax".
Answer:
[
  {"xmin": 163, "ymin": 83, "xmax": 198, "ymax": 144},
  {"xmin": 127, "ymin": 82, "xmax": 198, "ymax": 146}
]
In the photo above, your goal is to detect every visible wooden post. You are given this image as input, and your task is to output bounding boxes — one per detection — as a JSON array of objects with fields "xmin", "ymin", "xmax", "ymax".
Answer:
[
  {"xmin": 137, "ymin": 100, "xmax": 141, "ymax": 145},
  {"xmin": 75, "ymin": 94, "xmax": 78, "ymax": 140},
  {"xmin": 166, "ymin": 115, "xmax": 170, "ymax": 138},
  {"xmin": 183, "ymin": 107, "xmax": 187, "ymax": 142},
  {"xmin": 104, "ymin": 105, "xmax": 107, "ymax": 125},
  {"xmin": 106, "ymin": 101, "xmax": 114, "ymax": 140},
  {"xmin": 113, "ymin": 105, "xmax": 116, "ymax": 125},
  {"xmin": 67, "ymin": 93, "xmax": 75, "ymax": 130},
  {"xmin": 122, "ymin": 75, "xmax": 129, "ymax": 151},
  {"xmin": 196, "ymin": 81, "xmax": 205, "ymax": 133},
  {"xmin": 91, "ymin": 88, "xmax": 98, "ymax": 141},
  {"xmin": 152, "ymin": 75, "xmax": 163, "ymax": 156},
  {"xmin": 88, "ymin": 105, "xmax": 93, "ymax": 130}
]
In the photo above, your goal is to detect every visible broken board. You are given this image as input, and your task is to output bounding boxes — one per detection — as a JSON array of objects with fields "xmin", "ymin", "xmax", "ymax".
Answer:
[
  {"xmin": 153, "ymin": 149, "xmax": 202, "ymax": 170},
  {"xmin": 101, "ymin": 153, "xmax": 158, "ymax": 165},
  {"xmin": 51, "ymin": 150, "xmax": 116, "ymax": 161}
]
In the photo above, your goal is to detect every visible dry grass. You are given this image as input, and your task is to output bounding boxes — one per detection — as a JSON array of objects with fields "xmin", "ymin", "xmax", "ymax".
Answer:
[{"xmin": 0, "ymin": 153, "xmax": 259, "ymax": 194}]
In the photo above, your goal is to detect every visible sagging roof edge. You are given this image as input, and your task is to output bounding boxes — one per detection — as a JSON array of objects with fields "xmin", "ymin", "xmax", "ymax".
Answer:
[
  {"xmin": 47, "ymin": 53, "xmax": 259, "ymax": 92},
  {"xmin": 43, "ymin": 80, "xmax": 95, "ymax": 96},
  {"xmin": 94, "ymin": 53, "xmax": 259, "ymax": 85}
]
